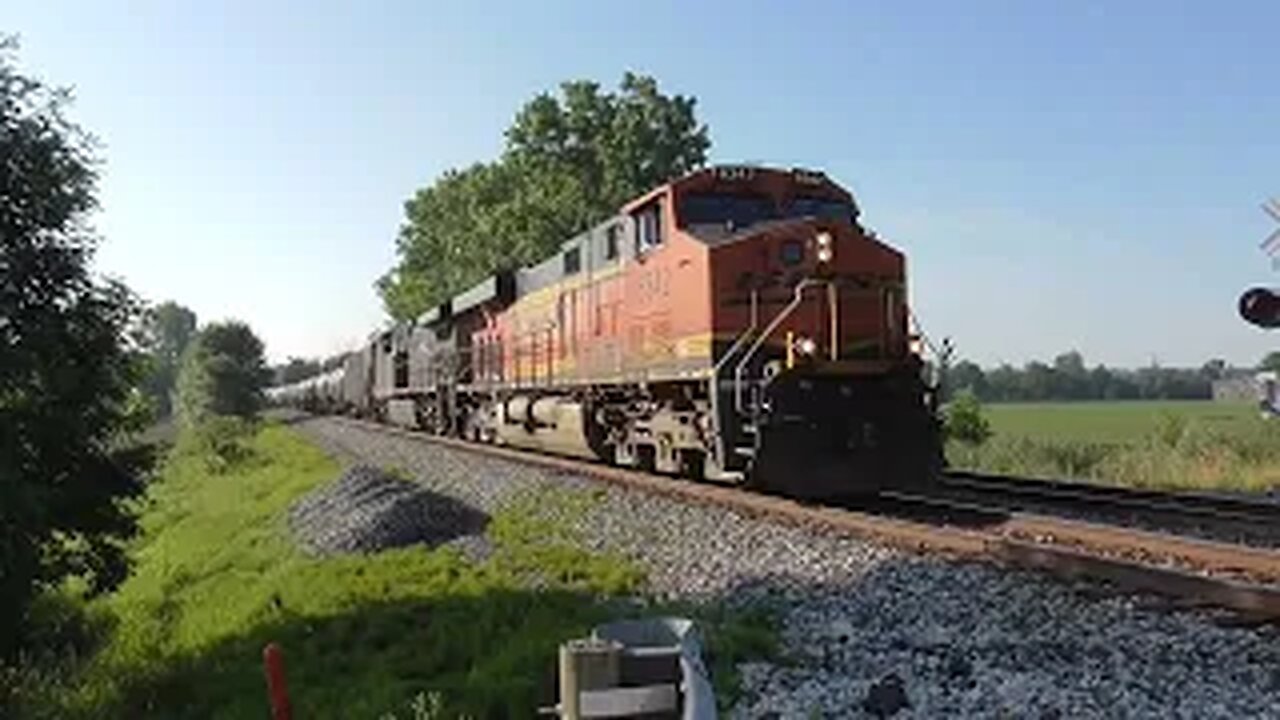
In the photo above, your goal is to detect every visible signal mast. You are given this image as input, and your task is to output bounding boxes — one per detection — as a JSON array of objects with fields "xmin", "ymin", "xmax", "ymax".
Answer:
[{"xmin": 1237, "ymin": 198, "xmax": 1280, "ymax": 329}]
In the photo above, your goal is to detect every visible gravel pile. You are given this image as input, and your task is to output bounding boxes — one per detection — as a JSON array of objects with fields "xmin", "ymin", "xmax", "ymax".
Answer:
[
  {"xmin": 295, "ymin": 417, "xmax": 1280, "ymax": 718},
  {"xmin": 289, "ymin": 463, "xmax": 488, "ymax": 555}
]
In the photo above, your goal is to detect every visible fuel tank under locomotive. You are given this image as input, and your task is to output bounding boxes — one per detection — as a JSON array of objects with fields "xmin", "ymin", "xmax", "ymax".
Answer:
[
  {"xmin": 744, "ymin": 368, "xmax": 942, "ymax": 499},
  {"xmin": 494, "ymin": 395, "xmax": 603, "ymax": 460}
]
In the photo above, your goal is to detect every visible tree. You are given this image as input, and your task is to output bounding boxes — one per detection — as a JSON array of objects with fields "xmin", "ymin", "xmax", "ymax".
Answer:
[
  {"xmin": 1052, "ymin": 350, "xmax": 1088, "ymax": 399},
  {"xmin": 378, "ymin": 73, "xmax": 711, "ymax": 320},
  {"xmin": 949, "ymin": 360, "xmax": 988, "ymax": 399},
  {"xmin": 0, "ymin": 39, "xmax": 148, "ymax": 656},
  {"xmin": 985, "ymin": 363, "xmax": 1021, "ymax": 401},
  {"xmin": 140, "ymin": 300, "xmax": 197, "ymax": 416},
  {"xmin": 1260, "ymin": 351, "xmax": 1280, "ymax": 374},
  {"xmin": 1020, "ymin": 361, "xmax": 1055, "ymax": 401},
  {"xmin": 176, "ymin": 321, "xmax": 270, "ymax": 425},
  {"xmin": 1200, "ymin": 358, "xmax": 1227, "ymax": 381},
  {"xmin": 504, "ymin": 73, "xmax": 710, "ymax": 232}
]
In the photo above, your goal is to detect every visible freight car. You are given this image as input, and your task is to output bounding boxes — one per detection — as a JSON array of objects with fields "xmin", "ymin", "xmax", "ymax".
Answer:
[{"xmin": 282, "ymin": 165, "xmax": 942, "ymax": 497}]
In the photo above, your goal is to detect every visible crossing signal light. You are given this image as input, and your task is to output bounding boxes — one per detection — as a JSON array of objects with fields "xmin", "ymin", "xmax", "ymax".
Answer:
[{"xmin": 1238, "ymin": 287, "xmax": 1280, "ymax": 329}]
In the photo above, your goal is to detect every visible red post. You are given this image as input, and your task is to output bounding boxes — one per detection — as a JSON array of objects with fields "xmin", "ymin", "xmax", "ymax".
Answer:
[{"xmin": 263, "ymin": 642, "xmax": 293, "ymax": 720}]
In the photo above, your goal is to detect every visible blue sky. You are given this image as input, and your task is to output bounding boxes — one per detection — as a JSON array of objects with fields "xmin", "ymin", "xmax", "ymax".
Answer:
[{"xmin": 9, "ymin": 2, "xmax": 1279, "ymax": 367}]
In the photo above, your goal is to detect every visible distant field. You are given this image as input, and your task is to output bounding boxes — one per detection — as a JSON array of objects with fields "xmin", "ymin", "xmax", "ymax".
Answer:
[
  {"xmin": 984, "ymin": 401, "xmax": 1258, "ymax": 444},
  {"xmin": 949, "ymin": 400, "xmax": 1280, "ymax": 492}
]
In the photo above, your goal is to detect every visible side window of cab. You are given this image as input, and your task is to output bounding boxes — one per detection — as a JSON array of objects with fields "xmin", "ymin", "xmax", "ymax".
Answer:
[{"xmin": 633, "ymin": 199, "xmax": 664, "ymax": 256}]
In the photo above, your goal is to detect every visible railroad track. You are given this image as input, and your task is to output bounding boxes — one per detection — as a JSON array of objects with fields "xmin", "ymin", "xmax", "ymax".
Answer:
[
  {"xmin": 938, "ymin": 470, "xmax": 1280, "ymax": 548},
  {"xmin": 331, "ymin": 416, "xmax": 1280, "ymax": 624}
]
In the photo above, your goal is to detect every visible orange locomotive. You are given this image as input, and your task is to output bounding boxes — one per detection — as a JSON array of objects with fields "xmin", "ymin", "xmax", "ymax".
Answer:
[{"xmin": 342, "ymin": 165, "xmax": 941, "ymax": 497}]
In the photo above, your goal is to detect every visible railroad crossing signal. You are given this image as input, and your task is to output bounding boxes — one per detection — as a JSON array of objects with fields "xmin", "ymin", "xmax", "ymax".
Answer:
[{"xmin": 1260, "ymin": 198, "xmax": 1280, "ymax": 269}]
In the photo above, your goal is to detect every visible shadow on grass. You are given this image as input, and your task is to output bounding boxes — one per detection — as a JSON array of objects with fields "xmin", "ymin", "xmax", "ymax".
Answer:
[
  {"xmin": 88, "ymin": 588, "xmax": 621, "ymax": 720},
  {"xmin": 37, "ymin": 578, "xmax": 787, "ymax": 720}
]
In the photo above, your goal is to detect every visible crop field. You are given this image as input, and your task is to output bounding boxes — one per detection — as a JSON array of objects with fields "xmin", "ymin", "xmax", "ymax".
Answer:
[
  {"xmin": 983, "ymin": 401, "xmax": 1260, "ymax": 443},
  {"xmin": 948, "ymin": 400, "xmax": 1280, "ymax": 493}
]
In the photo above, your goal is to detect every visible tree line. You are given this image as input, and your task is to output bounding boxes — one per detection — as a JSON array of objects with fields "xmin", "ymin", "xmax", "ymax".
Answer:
[{"xmin": 942, "ymin": 350, "xmax": 1257, "ymax": 403}]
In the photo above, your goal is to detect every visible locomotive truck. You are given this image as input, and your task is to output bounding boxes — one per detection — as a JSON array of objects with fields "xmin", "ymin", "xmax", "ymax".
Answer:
[{"xmin": 271, "ymin": 165, "xmax": 942, "ymax": 497}]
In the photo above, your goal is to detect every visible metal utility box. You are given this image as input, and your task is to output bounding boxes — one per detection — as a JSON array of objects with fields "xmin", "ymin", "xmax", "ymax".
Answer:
[{"xmin": 555, "ymin": 618, "xmax": 715, "ymax": 720}]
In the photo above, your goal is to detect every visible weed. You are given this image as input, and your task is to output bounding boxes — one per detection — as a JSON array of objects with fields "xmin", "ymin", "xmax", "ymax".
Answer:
[{"xmin": 174, "ymin": 415, "xmax": 259, "ymax": 474}]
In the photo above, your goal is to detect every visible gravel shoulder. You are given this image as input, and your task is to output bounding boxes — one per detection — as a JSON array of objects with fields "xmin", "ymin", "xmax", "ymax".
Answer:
[{"xmin": 293, "ymin": 416, "xmax": 1280, "ymax": 719}]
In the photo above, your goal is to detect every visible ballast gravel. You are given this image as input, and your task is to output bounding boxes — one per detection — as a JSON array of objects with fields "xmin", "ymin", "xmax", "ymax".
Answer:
[
  {"xmin": 288, "ymin": 463, "xmax": 488, "ymax": 555},
  {"xmin": 292, "ymin": 416, "xmax": 1280, "ymax": 719}
]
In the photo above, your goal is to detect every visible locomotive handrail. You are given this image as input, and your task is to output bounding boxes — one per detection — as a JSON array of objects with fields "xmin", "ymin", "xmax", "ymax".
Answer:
[
  {"xmin": 733, "ymin": 279, "xmax": 824, "ymax": 416},
  {"xmin": 708, "ymin": 290, "xmax": 759, "ymax": 470},
  {"xmin": 712, "ymin": 289, "xmax": 759, "ymax": 375}
]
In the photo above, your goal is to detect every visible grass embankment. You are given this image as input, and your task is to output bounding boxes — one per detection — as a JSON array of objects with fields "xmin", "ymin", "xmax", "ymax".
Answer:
[
  {"xmin": 948, "ymin": 401, "xmax": 1280, "ymax": 492},
  {"xmin": 9, "ymin": 422, "xmax": 776, "ymax": 719}
]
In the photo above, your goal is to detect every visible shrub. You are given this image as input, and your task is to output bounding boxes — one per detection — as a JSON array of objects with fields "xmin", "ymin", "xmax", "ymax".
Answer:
[
  {"xmin": 178, "ymin": 416, "xmax": 259, "ymax": 474},
  {"xmin": 944, "ymin": 390, "xmax": 993, "ymax": 446}
]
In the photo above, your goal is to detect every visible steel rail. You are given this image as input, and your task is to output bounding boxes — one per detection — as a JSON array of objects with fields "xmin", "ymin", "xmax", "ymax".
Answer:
[
  {"xmin": 325, "ymin": 416, "xmax": 1280, "ymax": 623},
  {"xmin": 942, "ymin": 470, "xmax": 1280, "ymax": 527}
]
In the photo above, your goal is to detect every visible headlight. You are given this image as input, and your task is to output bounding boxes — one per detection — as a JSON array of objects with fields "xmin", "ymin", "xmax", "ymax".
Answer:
[
  {"xmin": 795, "ymin": 336, "xmax": 817, "ymax": 355},
  {"xmin": 816, "ymin": 232, "xmax": 833, "ymax": 262}
]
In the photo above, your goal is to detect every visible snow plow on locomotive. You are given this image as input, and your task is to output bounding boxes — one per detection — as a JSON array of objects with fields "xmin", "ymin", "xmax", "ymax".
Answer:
[{"xmin": 276, "ymin": 165, "xmax": 942, "ymax": 497}]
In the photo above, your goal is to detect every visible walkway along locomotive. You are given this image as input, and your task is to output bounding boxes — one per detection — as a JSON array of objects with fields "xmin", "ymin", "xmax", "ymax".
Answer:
[{"xmin": 271, "ymin": 166, "xmax": 942, "ymax": 496}]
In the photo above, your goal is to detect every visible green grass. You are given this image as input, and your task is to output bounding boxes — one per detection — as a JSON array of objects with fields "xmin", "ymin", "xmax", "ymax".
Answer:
[
  {"xmin": 7, "ymin": 422, "xmax": 778, "ymax": 719},
  {"xmin": 949, "ymin": 400, "xmax": 1280, "ymax": 492},
  {"xmin": 983, "ymin": 400, "xmax": 1259, "ymax": 443}
]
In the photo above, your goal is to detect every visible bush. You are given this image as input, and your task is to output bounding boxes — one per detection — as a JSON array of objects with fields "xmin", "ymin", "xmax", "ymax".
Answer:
[
  {"xmin": 179, "ymin": 416, "xmax": 258, "ymax": 474},
  {"xmin": 944, "ymin": 390, "xmax": 993, "ymax": 446}
]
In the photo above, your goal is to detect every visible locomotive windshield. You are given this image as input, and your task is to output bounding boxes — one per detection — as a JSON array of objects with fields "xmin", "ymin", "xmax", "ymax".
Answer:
[
  {"xmin": 679, "ymin": 193, "xmax": 854, "ymax": 230},
  {"xmin": 679, "ymin": 194, "xmax": 774, "ymax": 228}
]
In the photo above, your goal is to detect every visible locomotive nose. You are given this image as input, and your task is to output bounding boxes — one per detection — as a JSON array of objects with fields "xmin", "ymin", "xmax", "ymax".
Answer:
[{"xmin": 1239, "ymin": 287, "xmax": 1280, "ymax": 329}]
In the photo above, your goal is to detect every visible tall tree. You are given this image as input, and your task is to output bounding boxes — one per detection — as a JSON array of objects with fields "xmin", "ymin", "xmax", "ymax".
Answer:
[
  {"xmin": 0, "ymin": 39, "xmax": 147, "ymax": 656},
  {"xmin": 176, "ymin": 321, "xmax": 270, "ymax": 425},
  {"xmin": 378, "ymin": 73, "xmax": 710, "ymax": 320},
  {"xmin": 140, "ymin": 300, "xmax": 197, "ymax": 416},
  {"xmin": 1199, "ymin": 358, "xmax": 1227, "ymax": 381},
  {"xmin": 1052, "ymin": 350, "xmax": 1088, "ymax": 399},
  {"xmin": 1259, "ymin": 351, "xmax": 1280, "ymax": 374}
]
